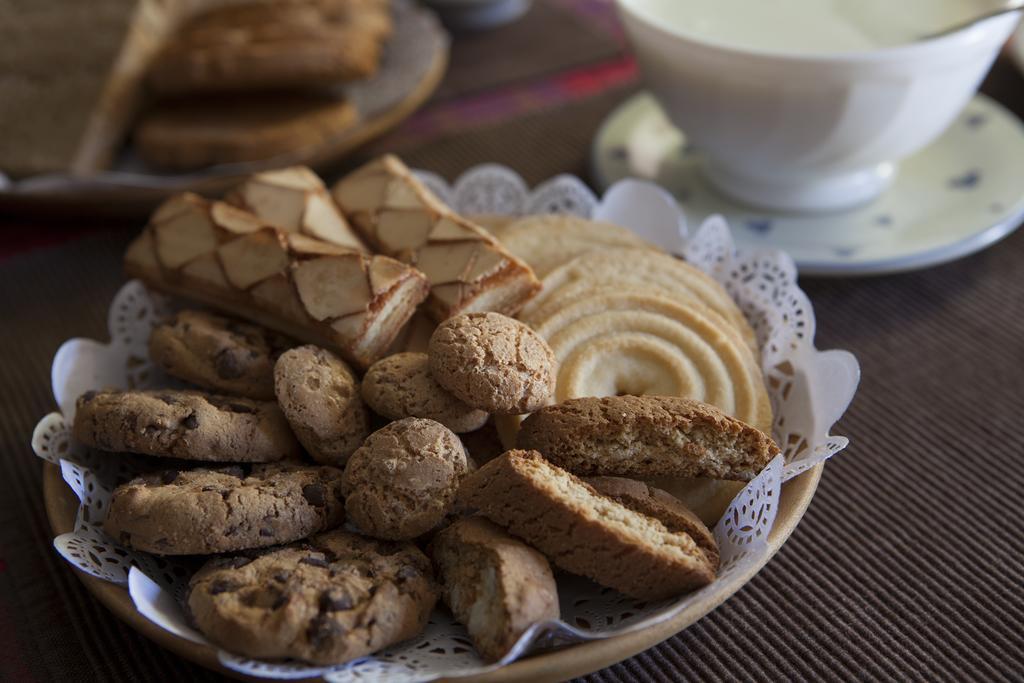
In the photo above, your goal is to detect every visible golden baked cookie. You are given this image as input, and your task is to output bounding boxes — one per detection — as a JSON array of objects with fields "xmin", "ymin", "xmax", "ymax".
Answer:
[
  {"xmin": 332, "ymin": 155, "xmax": 541, "ymax": 320},
  {"xmin": 431, "ymin": 516, "xmax": 559, "ymax": 662},
  {"xmin": 134, "ymin": 94, "xmax": 358, "ymax": 170},
  {"xmin": 148, "ymin": 0, "xmax": 392, "ymax": 95},
  {"xmin": 584, "ymin": 476, "xmax": 719, "ymax": 568},
  {"xmin": 519, "ymin": 248, "xmax": 758, "ymax": 356},
  {"xmin": 342, "ymin": 418, "xmax": 470, "ymax": 540},
  {"xmin": 124, "ymin": 193, "xmax": 430, "ymax": 369},
  {"xmin": 533, "ymin": 292, "xmax": 772, "ymax": 434},
  {"xmin": 458, "ymin": 450, "xmax": 717, "ymax": 600},
  {"xmin": 428, "ymin": 312, "xmax": 556, "ymax": 415},
  {"xmin": 73, "ymin": 389, "xmax": 300, "ymax": 462},
  {"xmin": 361, "ymin": 352, "xmax": 488, "ymax": 433},
  {"xmin": 495, "ymin": 214, "xmax": 656, "ymax": 277},
  {"xmin": 148, "ymin": 309, "xmax": 294, "ymax": 400},
  {"xmin": 104, "ymin": 464, "xmax": 345, "ymax": 555},
  {"xmin": 227, "ymin": 166, "xmax": 369, "ymax": 252},
  {"xmin": 187, "ymin": 529, "xmax": 437, "ymax": 665},
  {"xmin": 274, "ymin": 345, "xmax": 369, "ymax": 466},
  {"xmin": 517, "ymin": 395, "xmax": 778, "ymax": 481}
]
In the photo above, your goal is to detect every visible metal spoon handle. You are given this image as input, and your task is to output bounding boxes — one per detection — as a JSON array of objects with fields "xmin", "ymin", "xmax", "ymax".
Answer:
[{"xmin": 921, "ymin": 1, "xmax": 1024, "ymax": 41}]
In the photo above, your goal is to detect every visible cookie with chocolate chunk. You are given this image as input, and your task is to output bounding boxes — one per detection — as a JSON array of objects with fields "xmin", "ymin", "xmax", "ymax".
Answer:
[
  {"xmin": 72, "ymin": 389, "xmax": 301, "ymax": 462},
  {"xmin": 187, "ymin": 529, "xmax": 437, "ymax": 664},
  {"xmin": 149, "ymin": 309, "xmax": 294, "ymax": 399},
  {"xmin": 104, "ymin": 464, "xmax": 345, "ymax": 555}
]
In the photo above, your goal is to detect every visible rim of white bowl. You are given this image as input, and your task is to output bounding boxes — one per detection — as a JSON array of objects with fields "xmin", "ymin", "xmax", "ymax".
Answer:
[{"xmin": 615, "ymin": 0, "xmax": 1021, "ymax": 65}]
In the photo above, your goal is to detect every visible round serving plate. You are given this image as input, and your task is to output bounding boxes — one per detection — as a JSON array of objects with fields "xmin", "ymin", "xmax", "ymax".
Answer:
[
  {"xmin": 0, "ymin": 0, "xmax": 448, "ymax": 215},
  {"xmin": 43, "ymin": 461, "xmax": 823, "ymax": 682},
  {"xmin": 33, "ymin": 165, "xmax": 856, "ymax": 681}
]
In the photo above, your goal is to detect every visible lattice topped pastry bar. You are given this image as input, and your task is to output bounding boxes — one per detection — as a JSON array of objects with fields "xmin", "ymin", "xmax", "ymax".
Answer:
[
  {"xmin": 124, "ymin": 192, "xmax": 429, "ymax": 369},
  {"xmin": 332, "ymin": 155, "xmax": 541, "ymax": 320}
]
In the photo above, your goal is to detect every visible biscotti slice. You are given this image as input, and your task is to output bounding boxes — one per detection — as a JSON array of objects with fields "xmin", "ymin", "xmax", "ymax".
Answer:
[
  {"xmin": 331, "ymin": 155, "xmax": 541, "ymax": 320},
  {"xmin": 73, "ymin": 389, "xmax": 301, "ymax": 462},
  {"xmin": 431, "ymin": 516, "xmax": 559, "ymax": 662},
  {"xmin": 104, "ymin": 464, "xmax": 346, "ymax": 555},
  {"xmin": 517, "ymin": 396, "xmax": 778, "ymax": 481},
  {"xmin": 458, "ymin": 450, "xmax": 716, "ymax": 600},
  {"xmin": 585, "ymin": 476, "xmax": 719, "ymax": 569},
  {"xmin": 124, "ymin": 192, "xmax": 430, "ymax": 369},
  {"xmin": 1, "ymin": 0, "xmax": 181, "ymax": 176},
  {"xmin": 227, "ymin": 166, "xmax": 368, "ymax": 252}
]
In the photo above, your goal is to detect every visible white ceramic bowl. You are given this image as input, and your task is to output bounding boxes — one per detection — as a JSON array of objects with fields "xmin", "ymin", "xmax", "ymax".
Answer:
[{"xmin": 616, "ymin": 1, "xmax": 1020, "ymax": 212}]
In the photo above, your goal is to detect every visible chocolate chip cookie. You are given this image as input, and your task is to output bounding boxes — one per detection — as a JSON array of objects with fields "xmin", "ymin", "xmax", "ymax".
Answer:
[
  {"xmin": 361, "ymin": 352, "xmax": 488, "ymax": 433},
  {"xmin": 73, "ymin": 389, "xmax": 301, "ymax": 462},
  {"xmin": 104, "ymin": 464, "xmax": 345, "ymax": 555},
  {"xmin": 274, "ymin": 345, "xmax": 369, "ymax": 466},
  {"xmin": 343, "ymin": 418, "xmax": 469, "ymax": 540},
  {"xmin": 149, "ymin": 309, "xmax": 294, "ymax": 399},
  {"xmin": 187, "ymin": 529, "xmax": 437, "ymax": 665},
  {"xmin": 428, "ymin": 312, "xmax": 556, "ymax": 415}
]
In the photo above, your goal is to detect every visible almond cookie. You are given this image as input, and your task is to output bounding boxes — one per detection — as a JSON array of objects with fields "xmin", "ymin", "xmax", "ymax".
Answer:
[
  {"xmin": 149, "ymin": 0, "xmax": 391, "ymax": 95},
  {"xmin": 431, "ymin": 516, "xmax": 559, "ymax": 661},
  {"xmin": 458, "ymin": 450, "xmax": 716, "ymax": 600},
  {"xmin": 124, "ymin": 193, "xmax": 430, "ymax": 370},
  {"xmin": 104, "ymin": 464, "xmax": 345, "ymax": 555},
  {"xmin": 134, "ymin": 94, "xmax": 359, "ymax": 170},
  {"xmin": 342, "ymin": 418, "xmax": 469, "ymax": 540},
  {"xmin": 73, "ymin": 389, "xmax": 300, "ymax": 462},
  {"xmin": 187, "ymin": 529, "xmax": 437, "ymax": 665},
  {"xmin": 149, "ymin": 309, "xmax": 294, "ymax": 399},
  {"xmin": 227, "ymin": 166, "xmax": 369, "ymax": 253},
  {"xmin": 495, "ymin": 214, "xmax": 656, "ymax": 277},
  {"xmin": 518, "ymin": 396, "xmax": 778, "ymax": 481},
  {"xmin": 362, "ymin": 352, "xmax": 488, "ymax": 433},
  {"xmin": 428, "ymin": 312, "xmax": 555, "ymax": 415},
  {"xmin": 584, "ymin": 476, "xmax": 719, "ymax": 569},
  {"xmin": 274, "ymin": 345, "xmax": 369, "ymax": 466},
  {"xmin": 331, "ymin": 155, "xmax": 541, "ymax": 320}
]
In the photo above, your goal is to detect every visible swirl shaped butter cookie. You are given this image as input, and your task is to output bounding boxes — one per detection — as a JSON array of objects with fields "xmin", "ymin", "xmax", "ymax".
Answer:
[
  {"xmin": 495, "ymin": 214, "xmax": 656, "ymax": 277},
  {"xmin": 519, "ymin": 248, "xmax": 758, "ymax": 356},
  {"xmin": 533, "ymin": 293, "xmax": 772, "ymax": 434}
]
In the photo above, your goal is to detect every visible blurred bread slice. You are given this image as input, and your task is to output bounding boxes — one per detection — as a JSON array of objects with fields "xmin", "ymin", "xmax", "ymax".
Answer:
[
  {"xmin": 134, "ymin": 93, "xmax": 358, "ymax": 170},
  {"xmin": 148, "ymin": 0, "xmax": 393, "ymax": 95}
]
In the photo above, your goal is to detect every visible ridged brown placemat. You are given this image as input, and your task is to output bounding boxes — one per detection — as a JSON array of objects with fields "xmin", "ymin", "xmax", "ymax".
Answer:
[{"xmin": 2, "ymin": 203, "xmax": 1023, "ymax": 682}]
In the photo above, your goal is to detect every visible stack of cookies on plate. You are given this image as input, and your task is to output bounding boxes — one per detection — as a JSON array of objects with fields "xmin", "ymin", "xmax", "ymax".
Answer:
[
  {"xmin": 136, "ymin": 0, "xmax": 394, "ymax": 169},
  {"xmin": 73, "ymin": 154, "xmax": 778, "ymax": 665}
]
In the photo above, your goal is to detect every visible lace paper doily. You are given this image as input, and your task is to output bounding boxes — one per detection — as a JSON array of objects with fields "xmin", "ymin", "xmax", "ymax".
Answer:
[{"xmin": 31, "ymin": 166, "xmax": 858, "ymax": 682}]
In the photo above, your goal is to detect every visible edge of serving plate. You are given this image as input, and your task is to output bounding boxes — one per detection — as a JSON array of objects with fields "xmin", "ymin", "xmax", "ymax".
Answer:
[{"xmin": 43, "ymin": 460, "xmax": 823, "ymax": 682}]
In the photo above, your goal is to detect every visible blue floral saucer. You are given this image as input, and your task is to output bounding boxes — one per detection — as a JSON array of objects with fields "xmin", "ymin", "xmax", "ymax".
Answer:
[{"xmin": 592, "ymin": 92, "xmax": 1024, "ymax": 276}]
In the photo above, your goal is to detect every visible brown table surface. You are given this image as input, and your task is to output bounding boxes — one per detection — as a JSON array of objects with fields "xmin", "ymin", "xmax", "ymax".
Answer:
[{"xmin": 2, "ymin": 2, "xmax": 1023, "ymax": 681}]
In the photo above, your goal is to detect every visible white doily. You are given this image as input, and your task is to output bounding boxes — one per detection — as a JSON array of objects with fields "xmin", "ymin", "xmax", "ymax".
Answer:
[{"xmin": 31, "ymin": 166, "xmax": 859, "ymax": 681}]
